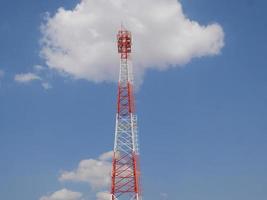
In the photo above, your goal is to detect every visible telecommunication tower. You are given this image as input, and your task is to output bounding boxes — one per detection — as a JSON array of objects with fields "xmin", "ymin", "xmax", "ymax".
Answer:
[{"xmin": 110, "ymin": 28, "xmax": 142, "ymax": 200}]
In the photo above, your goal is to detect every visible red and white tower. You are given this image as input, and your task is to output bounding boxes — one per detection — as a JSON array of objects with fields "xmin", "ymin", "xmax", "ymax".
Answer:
[{"xmin": 110, "ymin": 28, "xmax": 142, "ymax": 200}]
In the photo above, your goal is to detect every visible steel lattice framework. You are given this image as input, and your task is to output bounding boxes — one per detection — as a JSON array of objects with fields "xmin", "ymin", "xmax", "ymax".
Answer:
[{"xmin": 110, "ymin": 28, "xmax": 142, "ymax": 200}]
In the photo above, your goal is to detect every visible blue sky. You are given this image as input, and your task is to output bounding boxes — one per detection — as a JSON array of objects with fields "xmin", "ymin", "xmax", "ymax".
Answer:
[{"xmin": 0, "ymin": 0, "xmax": 267, "ymax": 200}]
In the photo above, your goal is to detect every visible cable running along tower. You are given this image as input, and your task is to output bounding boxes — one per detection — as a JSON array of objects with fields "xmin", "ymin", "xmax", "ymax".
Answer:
[{"xmin": 110, "ymin": 28, "xmax": 142, "ymax": 200}]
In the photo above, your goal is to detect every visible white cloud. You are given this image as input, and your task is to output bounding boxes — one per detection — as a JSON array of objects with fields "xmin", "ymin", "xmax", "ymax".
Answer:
[
  {"xmin": 96, "ymin": 191, "xmax": 111, "ymax": 200},
  {"xmin": 40, "ymin": 0, "xmax": 224, "ymax": 84},
  {"xmin": 41, "ymin": 152, "xmax": 113, "ymax": 200},
  {"xmin": 98, "ymin": 151, "xmax": 113, "ymax": 161},
  {"xmin": 34, "ymin": 64, "xmax": 46, "ymax": 72},
  {"xmin": 14, "ymin": 70, "xmax": 52, "ymax": 90},
  {"xmin": 59, "ymin": 151, "xmax": 112, "ymax": 189},
  {"xmin": 40, "ymin": 188, "xmax": 82, "ymax": 200},
  {"xmin": 14, "ymin": 72, "xmax": 41, "ymax": 83},
  {"xmin": 42, "ymin": 82, "xmax": 52, "ymax": 90}
]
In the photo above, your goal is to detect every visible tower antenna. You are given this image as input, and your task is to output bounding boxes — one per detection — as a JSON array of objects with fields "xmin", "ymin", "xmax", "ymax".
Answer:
[{"xmin": 110, "ymin": 27, "xmax": 142, "ymax": 200}]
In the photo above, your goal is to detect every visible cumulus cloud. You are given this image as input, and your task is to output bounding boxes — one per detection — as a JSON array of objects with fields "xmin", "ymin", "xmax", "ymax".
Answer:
[
  {"xmin": 34, "ymin": 64, "xmax": 46, "ymax": 72},
  {"xmin": 14, "ymin": 72, "xmax": 41, "ymax": 83},
  {"xmin": 40, "ymin": 0, "xmax": 224, "ymax": 84},
  {"xmin": 40, "ymin": 151, "xmax": 113, "ymax": 200},
  {"xmin": 98, "ymin": 151, "xmax": 113, "ymax": 161},
  {"xmin": 96, "ymin": 191, "xmax": 111, "ymax": 200},
  {"xmin": 59, "ymin": 151, "xmax": 112, "ymax": 189},
  {"xmin": 40, "ymin": 188, "xmax": 82, "ymax": 200},
  {"xmin": 42, "ymin": 82, "xmax": 53, "ymax": 90},
  {"xmin": 14, "ymin": 68, "xmax": 53, "ymax": 89}
]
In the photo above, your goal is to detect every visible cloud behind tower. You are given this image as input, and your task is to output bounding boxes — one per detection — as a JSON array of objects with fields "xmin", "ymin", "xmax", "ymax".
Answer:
[{"xmin": 41, "ymin": 0, "xmax": 224, "ymax": 84}]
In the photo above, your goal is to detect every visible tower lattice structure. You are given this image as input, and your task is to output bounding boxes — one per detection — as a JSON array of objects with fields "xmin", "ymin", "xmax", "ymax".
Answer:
[{"xmin": 110, "ymin": 28, "xmax": 141, "ymax": 200}]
